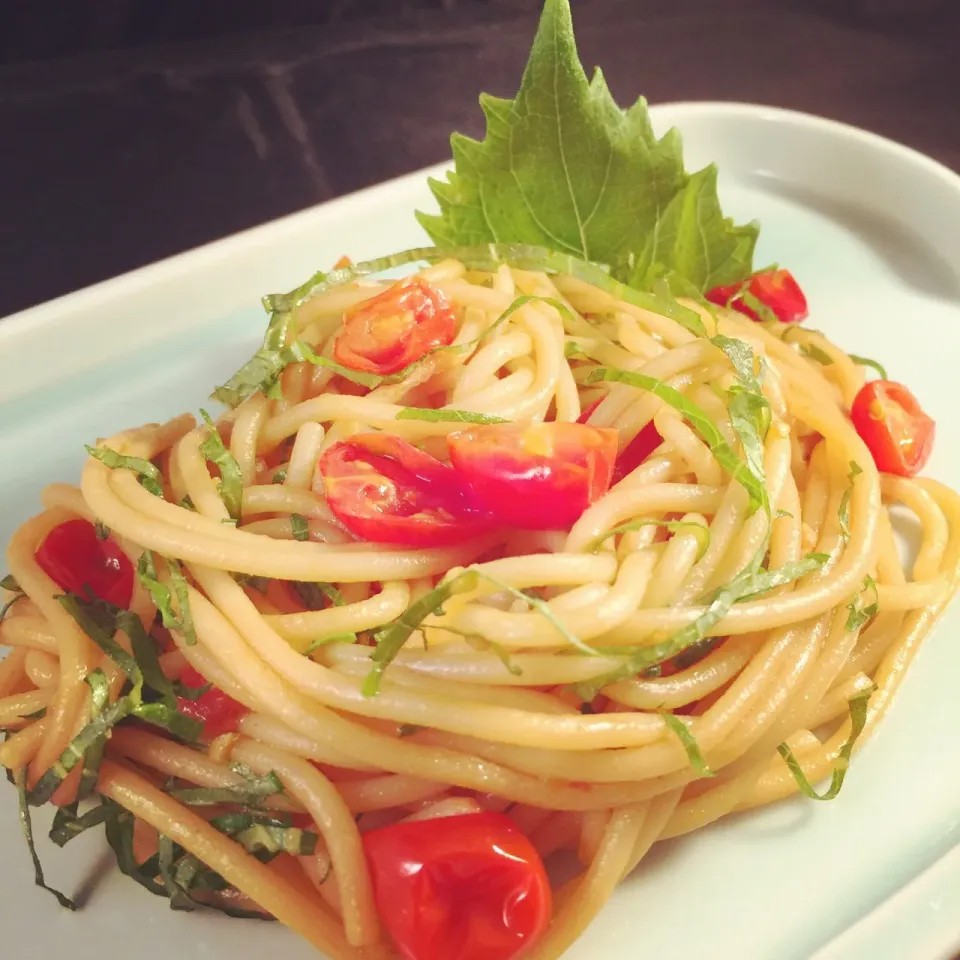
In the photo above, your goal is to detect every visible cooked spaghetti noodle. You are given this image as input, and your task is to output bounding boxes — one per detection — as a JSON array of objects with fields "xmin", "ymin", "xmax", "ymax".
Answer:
[{"xmin": 1, "ymin": 247, "xmax": 957, "ymax": 959}]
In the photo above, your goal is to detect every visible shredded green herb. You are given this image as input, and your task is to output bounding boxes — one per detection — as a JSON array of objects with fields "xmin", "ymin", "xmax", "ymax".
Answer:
[
  {"xmin": 137, "ymin": 551, "xmax": 196, "ymax": 645},
  {"xmin": 167, "ymin": 769, "xmax": 284, "ymax": 808},
  {"xmin": 587, "ymin": 518, "xmax": 710, "ymax": 557},
  {"xmin": 587, "ymin": 366, "xmax": 767, "ymax": 511},
  {"xmin": 574, "ymin": 552, "xmax": 828, "ymax": 700},
  {"xmin": 15, "ymin": 769, "xmax": 76, "ymax": 909},
  {"xmin": 838, "ymin": 461, "xmax": 863, "ymax": 544},
  {"xmin": 1, "ymin": 573, "xmax": 25, "ymax": 623},
  {"xmin": 290, "ymin": 513, "xmax": 310, "ymax": 541},
  {"xmin": 85, "ymin": 445, "xmax": 164, "ymax": 497},
  {"xmin": 777, "ymin": 685, "xmax": 875, "ymax": 800},
  {"xmin": 94, "ymin": 521, "xmax": 111, "ymax": 541},
  {"xmin": 396, "ymin": 408, "xmax": 509, "ymax": 425},
  {"xmin": 661, "ymin": 713, "xmax": 714, "ymax": 778},
  {"xmin": 848, "ymin": 354, "xmax": 888, "ymax": 380},
  {"xmin": 198, "ymin": 410, "xmax": 243, "ymax": 520},
  {"xmin": 845, "ymin": 575, "xmax": 879, "ymax": 632},
  {"xmin": 364, "ymin": 571, "xmax": 480, "ymax": 695}
]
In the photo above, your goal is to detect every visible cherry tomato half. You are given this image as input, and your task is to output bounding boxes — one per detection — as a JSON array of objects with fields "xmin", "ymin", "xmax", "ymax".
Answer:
[
  {"xmin": 850, "ymin": 380, "xmax": 935, "ymax": 477},
  {"xmin": 706, "ymin": 268, "xmax": 809, "ymax": 324},
  {"xmin": 318, "ymin": 434, "xmax": 493, "ymax": 547},
  {"xmin": 333, "ymin": 278, "xmax": 457, "ymax": 376},
  {"xmin": 448, "ymin": 422, "xmax": 618, "ymax": 530},
  {"xmin": 363, "ymin": 811, "xmax": 552, "ymax": 960},
  {"xmin": 35, "ymin": 519, "xmax": 134, "ymax": 607},
  {"xmin": 175, "ymin": 665, "xmax": 249, "ymax": 740}
]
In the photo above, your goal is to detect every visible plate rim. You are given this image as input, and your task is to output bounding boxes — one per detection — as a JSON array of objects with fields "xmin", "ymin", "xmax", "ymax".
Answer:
[{"xmin": 2, "ymin": 99, "xmax": 960, "ymax": 960}]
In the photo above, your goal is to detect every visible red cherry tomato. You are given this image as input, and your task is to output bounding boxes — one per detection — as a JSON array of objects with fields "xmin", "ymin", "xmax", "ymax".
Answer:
[
  {"xmin": 850, "ymin": 380, "xmax": 935, "ymax": 477},
  {"xmin": 706, "ymin": 268, "xmax": 808, "ymax": 324},
  {"xmin": 448, "ymin": 423, "xmax": 618, "ymax": 530},
  {"xmin": 175, "ymin": 665, "xmax": 249, "ymax": 740},
  {"xmin": 318, "ymin": 434, "xmax": 493, "ymax": 547},
  {"xmin": 363, "ymin": 811, "xmax": 552, "ymax": 960},
  {"xmin": 333, "ymin": 278, "xmax": 457, "ymax": 376},
  {"xmin": 35, "ymin": 519, "xmax": 134, "ymax": 607},
  {"xmin": 612, "ymin": 421, "xmax": 663, "ymax": 485}
]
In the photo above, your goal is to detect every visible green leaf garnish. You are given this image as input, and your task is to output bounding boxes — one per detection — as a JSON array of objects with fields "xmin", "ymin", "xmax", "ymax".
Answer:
[
  {"xmin": 588, "ymin": 518, "xmax": 710, "ymax": 557},
  {"xmin": 290, "ymin": 514, "xmax": 310, "ymax": 542},
  {"xmin": 777, "ymin": 684, "xmax": 875, "ymax": 800},
  {"xmin": 85, "ymin": 445, "xmax": 164, "ymax": 497},
  {"xmin": 167, "ymin": 769, "xmax": 284, "ymax": 808},
  {"xmin": 575, "ymin": 552, "xmax": 828, "ymax": 699},
  {"xmin": 845, "ymin": 575, "xmax": 879, "ymax": 632},
  {"xmin": 396, "ymin": 408, "xmax": 509, "ymax": 425},
  {"xmin": 77, "ymin": 669, "xmax": 110, "ymax": 801},
  {"xmin": 211, "ymin": 814, "xmax": 319, "ymax": 858},
  {"xmin": 416, "ymin": 0, "xmax": 757, "ymax": 292},
  {"xmin": 49, "ymin": 803, "xmax": 116, "ymax": 848},
  {"xmin": 28, "ymin": 595, "xmax": 203, "ymax": 805},
  {"xmin": 15, "ymin": 769, "xmax": 76, "ymax": 909},
  {"xmin": 798, "ymin": 343, "xmax": 835, "ymax": 366},
  {"xmin": 199, "ymin": 410, "xmax": 243, "ymax": 520},
  {"xmin": 364, "ymin": 571, "xmax": 481, "ymax": 696},
  {"xmin": 661, "ymin": 712, "xmax": 714, "ymax": 778},
  {"xmin": 214, "ymin": 243, "xmax": 713, "ymax": 409},
  {"xmin": 272, "ymin": 466, "xmax": 287, "ymax": 484},
  {"xmin": 1, "ymin": 574, "xmax": 25, "ymax": 623},
  {"xmin": 848, "ymin": 354, "xmax": 889, "ymax": 380},
  {"xmin": 94, "ymin": 521, "xmax": 111, "ymax": 541},
  {"xmin": 587, "ymin": 366, "xmax": 767, "ymax": 511},
  {"xmin": 137, "ymin": 551, "xmax": 197, "ymax": 646},
  {"xmin": 838, "ymin": 461, "xmax": 863, "ymax": 544}
]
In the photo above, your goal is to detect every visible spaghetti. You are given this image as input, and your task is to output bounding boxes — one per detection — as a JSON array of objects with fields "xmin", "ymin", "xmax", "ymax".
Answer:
[{"xmin": 1, "ymin": 246, "xmax": 957, "ymax": 960}]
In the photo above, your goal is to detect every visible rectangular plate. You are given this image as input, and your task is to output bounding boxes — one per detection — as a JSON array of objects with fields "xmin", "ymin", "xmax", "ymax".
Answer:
[{"xmin": 3, "ymin": 102, "xmax": 960, "ymax": 959}]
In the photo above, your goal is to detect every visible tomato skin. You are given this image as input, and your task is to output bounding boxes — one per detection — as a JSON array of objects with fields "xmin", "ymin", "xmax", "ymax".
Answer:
[
  {"xmin": 706, "ymin": 268, "xmax": 809, "ymax": 324},
  {"xmin": 448, "ymin": 423, "xmax": 618, "ymax": 530},
  {"xmin": 35, "ymin": 519, "xmax": 134, "ymax": 607},
  {"xmin": 318, "ymin": 434, "xmax": 493, "ymax": 547},
  {"xmin": 850, "ymin": 380, "xmax": 935, "ymax": 477},
  {"xmin": 334, "ymin": 278, "xmax": 457, "ymax": 376},
  {"xmin": 175, "ymin": 665, "xmax": 249, "ymax": 740},
  {"xmin": 612, "ymin": 421, "xmax": 663, "ymax": 484},
  {"xmin": 363, "ymin": 811, "xmax": 552, "ymax": 960}
]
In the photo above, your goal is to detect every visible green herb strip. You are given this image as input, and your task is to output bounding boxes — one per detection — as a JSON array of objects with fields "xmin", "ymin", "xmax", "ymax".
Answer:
[
  {"xmin": 85, "ymin": 446, "xmax": 164, "ymax": 497},
  {"xmin": 838, "ymin": 461, "xmax": 863, "ymax": 544},
  {"xmin": 587, "ymin": 366, "xmax": 767, "ymax": 511},
  {"xmin": 661, "ymin": 713, "xmax": 714, "ymax": 778},
  {"xmin": 15, "ymin": 769, "xmax": 76, "ymax": 909},
  {"xmin": 777, "ymin": 685, "xmax": 875, "ymax": 800},
  {"xmin": 290, "ymin": 514, "xmax": 310, "ymax": 541},
  {"xmin": 396, "ymin": 408, "xmax": 509, "ymax": 425},
  {"xmin": 587, "ymin": 518, "xmax": 710, "ymax": 558},
  {"xmin": 198, "ymin": 410, "xmax": 243, "ymax": 520}
]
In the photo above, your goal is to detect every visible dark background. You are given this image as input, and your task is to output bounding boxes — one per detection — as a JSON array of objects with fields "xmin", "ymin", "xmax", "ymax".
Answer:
[{"xmin": 1, "ymin": 0, "xmax": 958, "ymax": 317}]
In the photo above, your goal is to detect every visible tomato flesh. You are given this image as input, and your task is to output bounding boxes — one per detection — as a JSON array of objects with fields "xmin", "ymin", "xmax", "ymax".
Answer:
[
  {"xmin": 175, "ymin": 665, "xmax": 248, "ymax": 740},
  {"xmin": 706, "ymin": 268, "xmax": 808, "ymax": 324},
  {"xmin": 334, "ymin": 278, "xmax": 457, "ymax": 376},
  {"xmin": 850, "ymin": 380, "xmax": 934, "ymax": 477},
  {"xmin": 363, "ymin": 811, "xmax": 552, "ymax": 960},
  {"xmin": 448, "ymin": 423, "xmax": 618, "ymax": 530},
  {"xmin": 318, "ymin": 434, "xmax": 493, "ymax": 546},
  {"xmin": 612, "ymin": 421, "xmax": 663, "ymax": 484},
  {"xmin": 35, "ymin": 519, "xmax": 134, "ymax": 608}
]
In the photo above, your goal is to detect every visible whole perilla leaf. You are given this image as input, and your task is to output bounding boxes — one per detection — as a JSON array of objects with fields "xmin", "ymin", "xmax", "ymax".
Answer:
[{"xmin": 417, "ymin": 0, "xmax": 758, "ymax": 292}]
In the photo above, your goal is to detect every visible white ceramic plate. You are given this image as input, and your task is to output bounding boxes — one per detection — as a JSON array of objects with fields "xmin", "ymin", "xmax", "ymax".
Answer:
[{"xmin": 2, "ymin": 103, "xmax": 960, "ymax": 960}]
